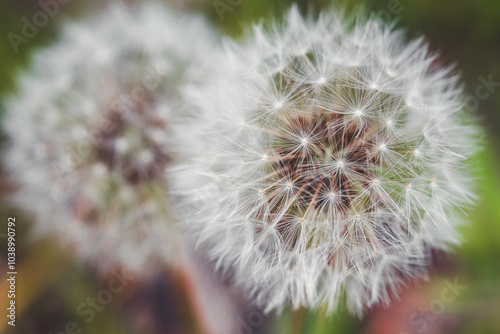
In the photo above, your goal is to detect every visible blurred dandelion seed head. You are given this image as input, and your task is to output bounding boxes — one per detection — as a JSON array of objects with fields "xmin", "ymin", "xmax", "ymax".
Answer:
[{"xmin": 3, "ymin": 2, "xmax": 217, "ymax": 272}]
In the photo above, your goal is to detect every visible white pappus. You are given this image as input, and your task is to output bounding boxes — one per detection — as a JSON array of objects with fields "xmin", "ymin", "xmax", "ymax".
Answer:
[
  {"xmin": 3, "ymin": 2, "xmax": 218, "ymax": 272},
  {"xmin": 172, "ymin": 7, "xmax": 479, "ymax": 314}
]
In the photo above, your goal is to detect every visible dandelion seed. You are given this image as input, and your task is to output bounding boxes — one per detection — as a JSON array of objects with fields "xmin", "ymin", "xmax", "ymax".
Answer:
[
  {"xmin": 138, "ymin": 150, "xmax": 154, "ymax": 164},
  {"xmin": 115, "ymin": 138, "xmax": 129, "ymax": 153}
]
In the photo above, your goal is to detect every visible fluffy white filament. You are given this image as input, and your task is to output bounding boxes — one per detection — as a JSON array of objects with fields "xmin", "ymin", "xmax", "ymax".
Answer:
[
  {"xmin": 3, "ymin": 2, "xmax": 217, "ymax": 272},
  {"xmin": 172, "ymin": 7, "xmax": 478, "ymax": 314}
]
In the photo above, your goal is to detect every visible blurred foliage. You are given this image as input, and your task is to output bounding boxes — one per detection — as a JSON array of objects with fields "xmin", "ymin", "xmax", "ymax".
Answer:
[{"xmin": 0, "ymin": 0, "xmax": 500, "ymax": 333}]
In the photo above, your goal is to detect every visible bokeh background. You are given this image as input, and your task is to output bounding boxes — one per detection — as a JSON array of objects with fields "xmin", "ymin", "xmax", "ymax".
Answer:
[{"xmin": 1, "ymin": 0, "xmax": 499, "ymax": 333}]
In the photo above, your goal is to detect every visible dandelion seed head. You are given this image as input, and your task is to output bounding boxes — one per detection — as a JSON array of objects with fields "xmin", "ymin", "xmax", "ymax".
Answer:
[
  {"xmin": 173, "ymin": 7, "xmax": 478, "ymax": 314},
  {"xmin": 3, "ymin": 3, "xmax": 217, "ymax": 272}
]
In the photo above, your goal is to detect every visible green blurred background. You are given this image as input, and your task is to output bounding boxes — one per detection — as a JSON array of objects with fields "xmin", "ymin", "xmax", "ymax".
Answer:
[{"xmin": 1, "ymin": 0, "xmax": 499, "ymax": 333}]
